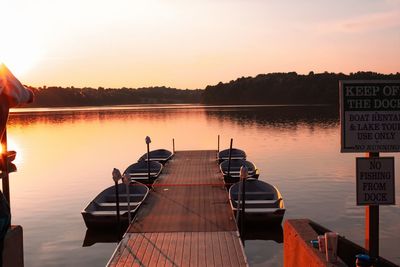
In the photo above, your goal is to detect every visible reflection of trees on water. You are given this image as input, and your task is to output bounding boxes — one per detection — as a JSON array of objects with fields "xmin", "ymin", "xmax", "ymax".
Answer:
[
  {"xmin": 7, "ymin": 108, "xmax": 204, "ymax": 125},
  {"xmin": 204, "ymin": 105, "xmax": 339, "ymax": 128},
  {"xmin": 8, "ymin": 105, "xmax": 339, "ymax": 129}
]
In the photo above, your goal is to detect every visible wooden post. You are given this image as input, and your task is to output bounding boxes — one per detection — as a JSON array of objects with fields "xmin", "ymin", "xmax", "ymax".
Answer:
[
  {"xmin": 227, "ymin": 138, "xmax": 233, "ymax": 177},
  {"xmin": 217, "ymin": 135, "xmax": 220, "ymax": 153},
  {"xmin": 241, "ymin": 174, "xmax": 245, "ymax": 243},
  {"xmin": 123, "ymin": 174, "xmax": 131, "ymax": 223},
  {"xmin": 365, "ymin": 152, "xmax": 379, "ymax": 261},
  {"xmin": 1, "ymin": 128, "xmax": 10, "ymax": 208},
  {"xmin": 240, "ymin": 165, "xmax": 248, "ymax": 244},
  {"xmin": 147, "ymin": 142, "xmax": 151, "ymax": 181},
  {"xmin": 112, "ymin": 168, "xmax": 122, "ymax": 239},
  {"xmin": 114, "ymin": 180, "xmax": 121, "ymax": 230},
  {"xmin": 172, "ymin": 138, "xmax": 175, "ymax": 154},
  {"xmin": 145, "ymin": 136, "xmax": 152, "ymax": 183}
]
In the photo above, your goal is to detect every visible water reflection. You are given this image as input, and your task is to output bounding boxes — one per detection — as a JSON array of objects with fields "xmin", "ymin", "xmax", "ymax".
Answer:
[
  {"xmin": 9, "ymin": 105, "xmax": 339, "ymax": 127},
  {"xmin": 205, "ymin": 105, "xmax": 338, "ymax": 127},
  {"xmin": 5, "ymin": 105, "xmax": 399, "ymax": 266},
  {"xmin": 82, "ymin": 229, "xmax": 122, "ymax": 247},
  {"xmin": 8, "ymin": 108, "xmax": 200, "ymax": 125},
  {"xmin": 243, "ymin": 225, "xmax": 283, "ymax": 244}
]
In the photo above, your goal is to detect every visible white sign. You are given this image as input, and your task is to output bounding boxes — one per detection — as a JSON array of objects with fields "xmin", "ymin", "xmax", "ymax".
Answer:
[
  {"xmin": 356, "ymin": 157, "xmax": 395, "ymax": 205},
  {"xmin": 340, "ymin": 80, "xmax": 400, "ymax": 152}
]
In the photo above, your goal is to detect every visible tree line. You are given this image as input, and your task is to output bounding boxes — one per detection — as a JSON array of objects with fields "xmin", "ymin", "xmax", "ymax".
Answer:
[
  {"xmin": 25, "ymin": 86, "xmax": 202, "ymax": 107},
  {"xmin": 23, "ymin": 71, "xmax": 400, "ymax": 107},
  {"xmin": 202, "ymin": 71, "xmax": 400, "ymax": 106}
]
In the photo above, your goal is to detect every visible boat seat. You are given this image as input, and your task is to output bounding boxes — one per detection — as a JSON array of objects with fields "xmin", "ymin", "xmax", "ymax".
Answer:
[
  {"xmin": 220, "ymin": 157, "xmax": 245, "ymax": 161},
  {"xmin": 105, "ymin": 194, "xmax": 144, "ymax": 202},
  {"xmin": 232, "ymin": 192, "xmax": 276, "ymax": 200},
  {"xmin": 128, "ymin": 172, "xmax": 159, "ymax": 176},
  {"xmin": 234, "ymin": 199, "xmax": 278, "ymax": 204},
  {"xmin": 90, "ymin": 211, "xmax": 132, "ymax": 216},
  {"xmin": 97, "ymin": 202, "xmax": 141, "ymax": 207},
  {"xmin": 243, "ymin": 208, "xmax": 282, "ymax": 214},
  {"xmin": 129, "ymin": 177, "xmax": 152, "ymax": 181},
  {"xmin": 224, "ymin": 172, "xmax": 254, "ymax": 174}
]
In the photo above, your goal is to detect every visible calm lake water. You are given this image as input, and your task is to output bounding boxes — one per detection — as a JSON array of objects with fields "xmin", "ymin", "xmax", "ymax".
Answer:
[{"xmin": 5, "ymin": 105, "xmax": 400, "ymax": 266}]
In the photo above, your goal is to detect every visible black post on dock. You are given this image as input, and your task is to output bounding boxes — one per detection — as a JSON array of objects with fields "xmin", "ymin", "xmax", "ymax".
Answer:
[
  {"xmin": 240, "ymin": 165, "xmax": 247, "ymax": 244},
  {"xmin": 172, "ymin": 138, "xmax": 175, "ymax": 154},
  {"xmin": 115, "ymin": 181, "xmax": 121, "ymax": 227},
  {"xmin": 227, "ymin": 138, "xmax": 233, "ymax": 177},
  {"xmin": 365, "ymin": 152, "xmax": 379, "ymax": 262},
  {"xmin": 146, "ymin": 136, "xmax": 151, "ymax": 182},
  {"xmin": 112, "ymin": 168, "xmax": 121, "ymax": 237},
  {"xmin": 217, "ymin": 135, "xmax": 220, "ymax": 154}
]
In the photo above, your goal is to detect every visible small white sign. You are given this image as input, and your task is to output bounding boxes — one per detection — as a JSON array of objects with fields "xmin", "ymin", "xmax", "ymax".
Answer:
[{"xmin": 356, "ymin": 157, "xmax": 395, "ymax": 205}]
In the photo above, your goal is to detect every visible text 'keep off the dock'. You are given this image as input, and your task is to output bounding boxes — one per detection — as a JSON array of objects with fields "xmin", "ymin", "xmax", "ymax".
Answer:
[{"xmin": 340, "ymin": 81, "xmax": 400, "ymax": 152}]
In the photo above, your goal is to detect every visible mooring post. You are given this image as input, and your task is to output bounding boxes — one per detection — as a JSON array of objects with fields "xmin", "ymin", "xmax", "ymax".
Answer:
[
  {"xmin": 217, "ymin": 135, "xmax": 220, "ymax": 155},
  {"xmin": 112, "ymin": 168, "xmax": 121, "ymax": 236},
  {"xmin": 145, "ymin": 136, "xmax": 151, "ymax": 182},
  {"xmin": 227, "ymin": 138, "xmax": 233, "ymax": 177},
  {"xmin": 172, "ymin": 138, "xmax": 175, "ymax": 154},
  {"xmin": 240, "ymin": 165, "xmax": 248, "ymax": 244},
  {"xmin": 123, "ymin": 173, "xmax": 131, "ymax": 223},
  {"xmin": 365, "ymin": 152, "xmax": 379, "ymax": 262}
]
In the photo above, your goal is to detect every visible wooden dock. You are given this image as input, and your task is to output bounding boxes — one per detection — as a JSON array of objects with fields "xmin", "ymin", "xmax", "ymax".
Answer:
[{"xmin": 107, "ymin": 150, "xmax": 248, "ymax": 266}]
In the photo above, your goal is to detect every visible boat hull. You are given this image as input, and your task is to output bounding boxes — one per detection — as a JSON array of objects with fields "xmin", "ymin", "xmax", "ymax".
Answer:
[
  {"xmin": 229, "ymin": 178, "xmax": 285, "ymax": 225},
  {"xmin": 233, "ymin": 209, "xmax": 285, "ymax": 225},
  {"xmin": 81, "ymin": 182, "xmax": 149, "ymax": 229},
  {"xmin": 138, "ymin": 149, "xmax": 173, "ymax": 165},
  {"xmin": 220, "ymin": 159, "xmax": 259, "ymax": 186},
  {"xmin": 124, "ymin": 161, "xmax": 163, "ymax": 185},
  {"xmin": 218, "ymin": 148, "xmax": 246, "ymax": 164},
  {"xmin": 82, "ymin": 211, "xmax": 132, "ymax": 229}
]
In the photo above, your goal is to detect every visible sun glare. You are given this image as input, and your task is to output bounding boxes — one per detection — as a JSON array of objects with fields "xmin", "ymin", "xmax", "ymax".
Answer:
[
  {"xmin": 0, "ymin": 41, "xmax": 41, "ymax": 77},
  {"xmin": 0, "ymin": 3, "xmax": 42, "ymax": 77},
  {"xmin": 0, "ymin": 137, "xmax": 22, "ymax": 166}
]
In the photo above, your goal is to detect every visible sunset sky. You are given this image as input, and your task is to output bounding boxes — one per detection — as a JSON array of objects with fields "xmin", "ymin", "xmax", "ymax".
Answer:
[{"xmin": 1, "ymin": 0, "xmax": 399, "ymax": 89}]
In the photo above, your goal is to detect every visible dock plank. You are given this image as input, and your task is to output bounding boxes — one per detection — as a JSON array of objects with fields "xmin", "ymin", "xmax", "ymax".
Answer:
[
  {"xmin": 142, "ymin": 233, "xmax": 158, "ymax": 266},
  {"xmin": 205, "ymin": 231, "xmax": 215, "ymax": 267},
  {"xmin": 148, "ymin": 232, "xmax": 164, "ymax": 267},
  {"xmin": 127, "ymin": 233, "xmax": 145, "ymax": 267},
  {"xmin": 173, "ymin": 232, "xmax": 185, "ymax": 266},
  {"xmin": 133, "ymin": 233, "xmax": 151, "ymax": 267},
  {"xmin": 165, "ymin": 233, "xmax": 178, "ymax": 267},
  {"xmin": 211, "ymin": 230, "xmax": 223, "ymax": 267},
  {"xmin": 218, "ymin": 231, "xmax": 232, "ymax": 267}
]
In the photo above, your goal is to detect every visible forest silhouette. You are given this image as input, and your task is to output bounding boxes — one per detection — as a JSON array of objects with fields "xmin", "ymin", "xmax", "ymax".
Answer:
[{"xmin": 24, "ymin": 71, "xmax": 400, "ymax": 108}]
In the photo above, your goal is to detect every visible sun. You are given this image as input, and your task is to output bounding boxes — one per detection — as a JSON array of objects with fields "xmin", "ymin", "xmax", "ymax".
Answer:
[
  {"xmin": 0, "ymin": 3, "xmax": 42, "ymax": 77},
  {"xmin": 0, "ymin": 37, "xmax": 42, "ymax": 77}
]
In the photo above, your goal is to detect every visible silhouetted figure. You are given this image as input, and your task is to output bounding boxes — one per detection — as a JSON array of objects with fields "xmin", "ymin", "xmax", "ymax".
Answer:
[{"xmin": 0, "ymin": 63, "xmax": 33, "ymax": 266}]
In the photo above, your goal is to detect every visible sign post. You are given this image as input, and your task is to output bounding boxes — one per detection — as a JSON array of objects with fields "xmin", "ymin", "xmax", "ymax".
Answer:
[{"xmin": 340, "ymin": 80, "xmax": 399, "ymax": 261}]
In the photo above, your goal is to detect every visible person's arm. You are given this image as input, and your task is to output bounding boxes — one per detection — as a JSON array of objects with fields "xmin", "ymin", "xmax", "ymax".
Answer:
[
  {"xmin": 0, "ymin": 64, "xmax": 34, "ymax": 108},
  {"xmin": 0, "ymin": 94, "xmax": 9, "ymax": 141}
]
